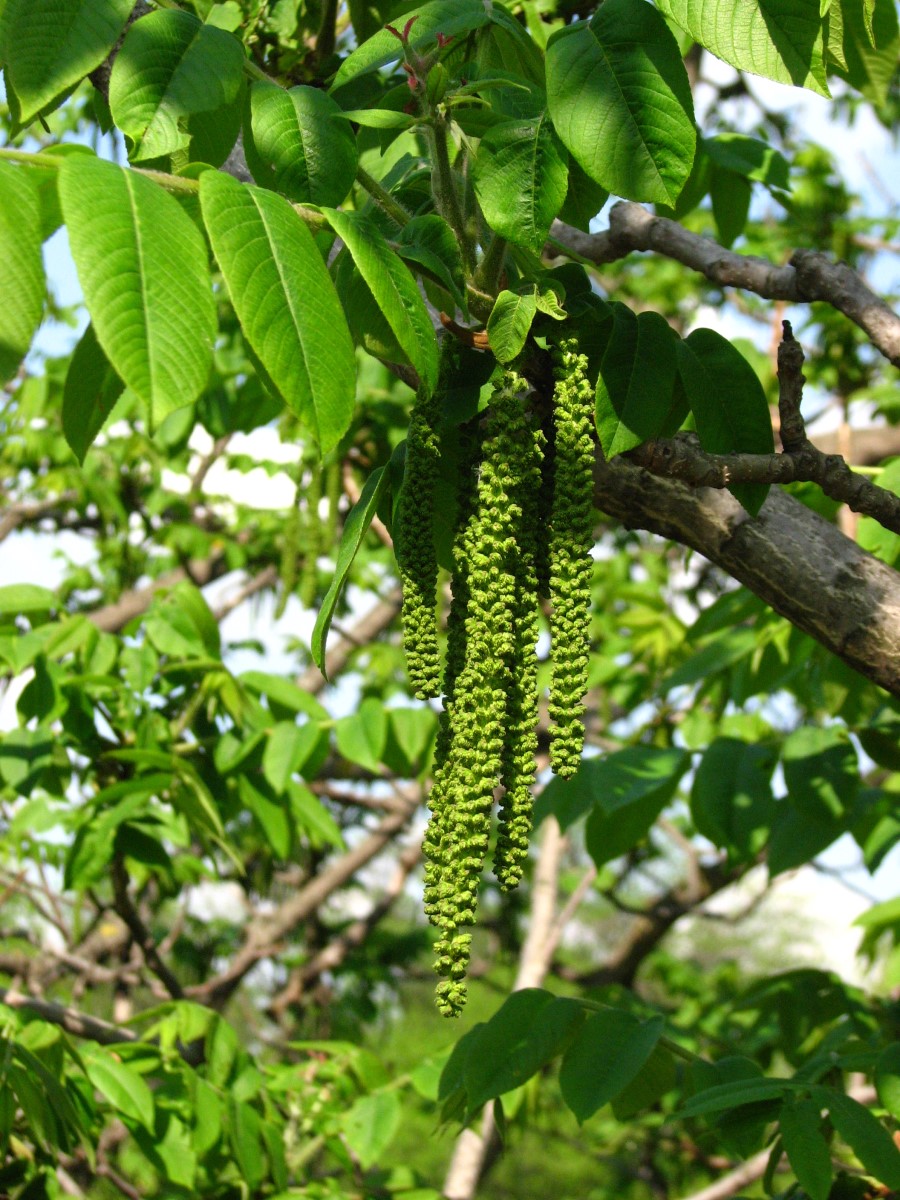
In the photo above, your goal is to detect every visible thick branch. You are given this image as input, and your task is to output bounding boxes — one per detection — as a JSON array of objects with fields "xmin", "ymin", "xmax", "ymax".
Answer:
[
  {"xmin": 551, "ymin": 202, "xmax": 900, "ymax": 368},
  {"xmin": 594, "ymin": 455, "xmax": 900, "ymax": 698}
]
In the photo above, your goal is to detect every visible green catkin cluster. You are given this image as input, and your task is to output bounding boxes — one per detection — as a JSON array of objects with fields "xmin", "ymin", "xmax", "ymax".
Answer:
[
  {"xmin": 423, "ymin": 373, "xmax": 543, "ymax": 1016},
  {"xmin": 547, "ymin": 338, "xmax": 597, "ymax": 778},
  {"xmin": 395, "ymin": 384, "xmax": 442, "ymax": 699},
  {"xmin": 408, "ymin": 342, "xmax": 596, "ymax": 1015}
]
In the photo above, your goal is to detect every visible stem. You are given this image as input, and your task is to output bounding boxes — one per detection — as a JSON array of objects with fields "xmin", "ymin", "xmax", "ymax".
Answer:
[
  {"xmin": 355, "ymin": 166, "xmax": 412, "ymax": 227},
  {"xmin": 474, "ymin": 234, "xmax": 507, "ymax": 294},
  {"xmin": 315, "ymin": 0, "xmax": 339, "ymax": 60},
  {"xmin": 429, "ymin": 118, "xmax": 474, "ymax": 274}
]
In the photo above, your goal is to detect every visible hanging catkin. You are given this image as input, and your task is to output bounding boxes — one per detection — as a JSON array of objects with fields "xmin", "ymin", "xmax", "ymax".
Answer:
[
  {"xmin": 548, "ymin": 338, "xmax": 596, "ymax": 778},
  {"xmin": 493, "ymin": 403, "xmax": 544, "ymax": 891},
  {"xmin": 395, "ymin": 384, "xmax": 442, "ymax": 699},
  {"xmin": 426, "ymin": 373, "xmax": 531, "ymax": 1016}
]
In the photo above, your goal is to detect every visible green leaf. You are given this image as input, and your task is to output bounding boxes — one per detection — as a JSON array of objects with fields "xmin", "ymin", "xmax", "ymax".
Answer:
[
  {"xmin": 584, "ymin": 749, "xmax": 689, "ymax": 867},
  {"xmin": 676, "ymin": 328, "xmax": 774, "ymax": 514},
  {"xmin": 84, "ymin": 1049, "xmax": 155, "ymax": 1131},
  {"xmin": 710, "ymin": 168, "xmax": 752, "ymax": 248},
  {"xmin": 331, "ymin": 0, "xmax": 493, "ymax": 89},
  {"xmin": 62, "ymin": 323, "xmax": 126, "ymax": 462},
  {"xmin": 324, "ymin": 208, "xmax": 439, "ymax": 394},
  {"xmin": 473, "ymin": 114, "xmax": 569, "ymax": 254},
  {"xmin": 463, "ymin": 991, "xmax": 586, "ymax": 1112},
  {"xmin": 396, "ymin": 215, "xmax": 466, "ymax": 311},
  {"xmin": 200, "ymin": 170, "xmax": 357, "ymax": 452},
  {"xmin": 704, "ymin": 133, "xmax": 791, "ymax": 191},
  {"xmin": 875, "ymin": 1042, "xmax": 900, "ymax": 1120},
  {"xmin": 0, "ymin": 0, "xmax": 132, "ymax": 127},
  {"xmin": 262, "ymin": 722, "xmax": 321, "ymax": 794},
  {"xmin": 311, "ymin": 466, "xmax": 390, "ymax": 675},
  {"xmin": 486, "ymin": 288, "xmax": 538, "ymax": 363},
  {"xmin": 287, "ymin": 782, "xmax": 344, "ymax": 849},
  {"xmin": 0, "ymin": 163, "xmax": 45, "ymax": 383},
  {"xmin": 677, "ymin": 1077, "xmax": 792, "ymax": 1117},
  {"xmin": 0, "ymin": 584, "xmax": 57, "ymax": 617},
  {"xmin": 656, "ymin": 0, "xmax": 830, "ymax": 95},
  {"xmin": 782, "ymin": 726, "xmax": 858, "ymax": 823},
  {"xmin": 560, "ymin": 1011, "xmax": 665, "ymax": 1123},
  {"xmin": 335, "ymin": 697, "xmax": 388, "ymax": 774},
  {"xmin": 109, "ymin": 9, "xmax": 244, "ymax": 162},
  {"xmin": 59, "ymin": 155, "xmax": 215, "ymax": 425},
  {"xmin": 341, "ymin": 1092, "xmax": 401, "ymax": 1169},
  {"xmin": 245, "ymin": 81, "xmax": 358, "ymax": 205},
  {"xmin": 595, "ymin": 305, "xmax": 679, "ymax": 457},
  {"xmin": 691, "ymin": 738, "xmax": 776, "ymax": 862},
  {"xmin": 858, "ymin": 457, "xmax": 900, "ymax": 565},
  {"xmin": 536, "ymin": 745, "xmax": 689, "ymax": 834},
  {"xmin": 546, "ymin": 0, "xmax": 696, "ymax": 205},
  {"xmin": 779, "ymin": 1098, "xmax": 833, "ymax": 1200},
  {"xmin": 238, "ymin": 776, "xmax": 291, "ymax": 858},
  {"xmin": 816, "ymin": 1088, "xmax": 900, "ymax": 1189},
  {"xmin": 228, "ymin": 1100, "xmax": 265, "ymax": 1189}
]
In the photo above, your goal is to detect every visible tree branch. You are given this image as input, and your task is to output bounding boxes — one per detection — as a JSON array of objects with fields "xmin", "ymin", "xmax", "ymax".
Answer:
[
  {"xmin": 593, "ymin": 454, "xmax": 900, "ymax": 698},
  {"xmin": 0, "ymin": 986, "xmax": 138, "ymax": 1047},
  {"xmin": 551, "ymin": 202, "xmax": 900, "ymax": 368},
  {"xmin": 631, "ymin": 322, "xmax": 900, "ymax": 535},
  {"xmin": 188, "ymin": 788, "xmax": 420, "ymax": 1008},
  {"xmin": 110, "ymin": 857, "xmax": 184, "ymax": 1000}
]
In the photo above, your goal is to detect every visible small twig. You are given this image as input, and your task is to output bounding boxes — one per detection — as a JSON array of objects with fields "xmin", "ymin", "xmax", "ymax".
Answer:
[
  {"xmin": 110, "ymin": 858, "xmax": 184, "ymax": 1000},
  {"xmin": 212, "ymin": 564, "xmax": 278, "ymax": 622},
  {"xmin": 355, "ymin": 166, "xmax": 412, "ymax": 228},
  {"xmin": 191, "ymin": 433, "xmax": 232, "ymax": 494}
]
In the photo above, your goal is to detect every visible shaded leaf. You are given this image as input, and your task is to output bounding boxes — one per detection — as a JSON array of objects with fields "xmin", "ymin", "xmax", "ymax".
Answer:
[
  {"xmin": 324, "ymin": 208, "xmax": 439, "ymax": 394},
  {"xmin": 676, "ymin": 328, "xmax": 774, "ymax": 514},
  {"xmin": 560, "ymin": 1011, "xmax": 665, "ymax": 1123},
  {"xmin": 62, "ymin": 323, "xmax": 126, "ymax": 462},
  {"xmin": 595, "ymin": 305, "xmax": 679, "ymax": 457}
]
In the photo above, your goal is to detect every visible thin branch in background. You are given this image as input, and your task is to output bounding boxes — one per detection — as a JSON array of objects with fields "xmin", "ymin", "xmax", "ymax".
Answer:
[
  {"xmin": 0, "ymin": 986, "xmax": 139, "ymax": 1047},
  {"xmin": 110, "ymin": 857, "xmax": 184, "ymax": 1000}
]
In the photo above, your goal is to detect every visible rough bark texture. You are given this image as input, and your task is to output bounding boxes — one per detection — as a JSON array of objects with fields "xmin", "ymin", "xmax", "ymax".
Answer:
[{"xmin": 594, "ymin": 455, "xmax": 900, "ymax": 697}]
